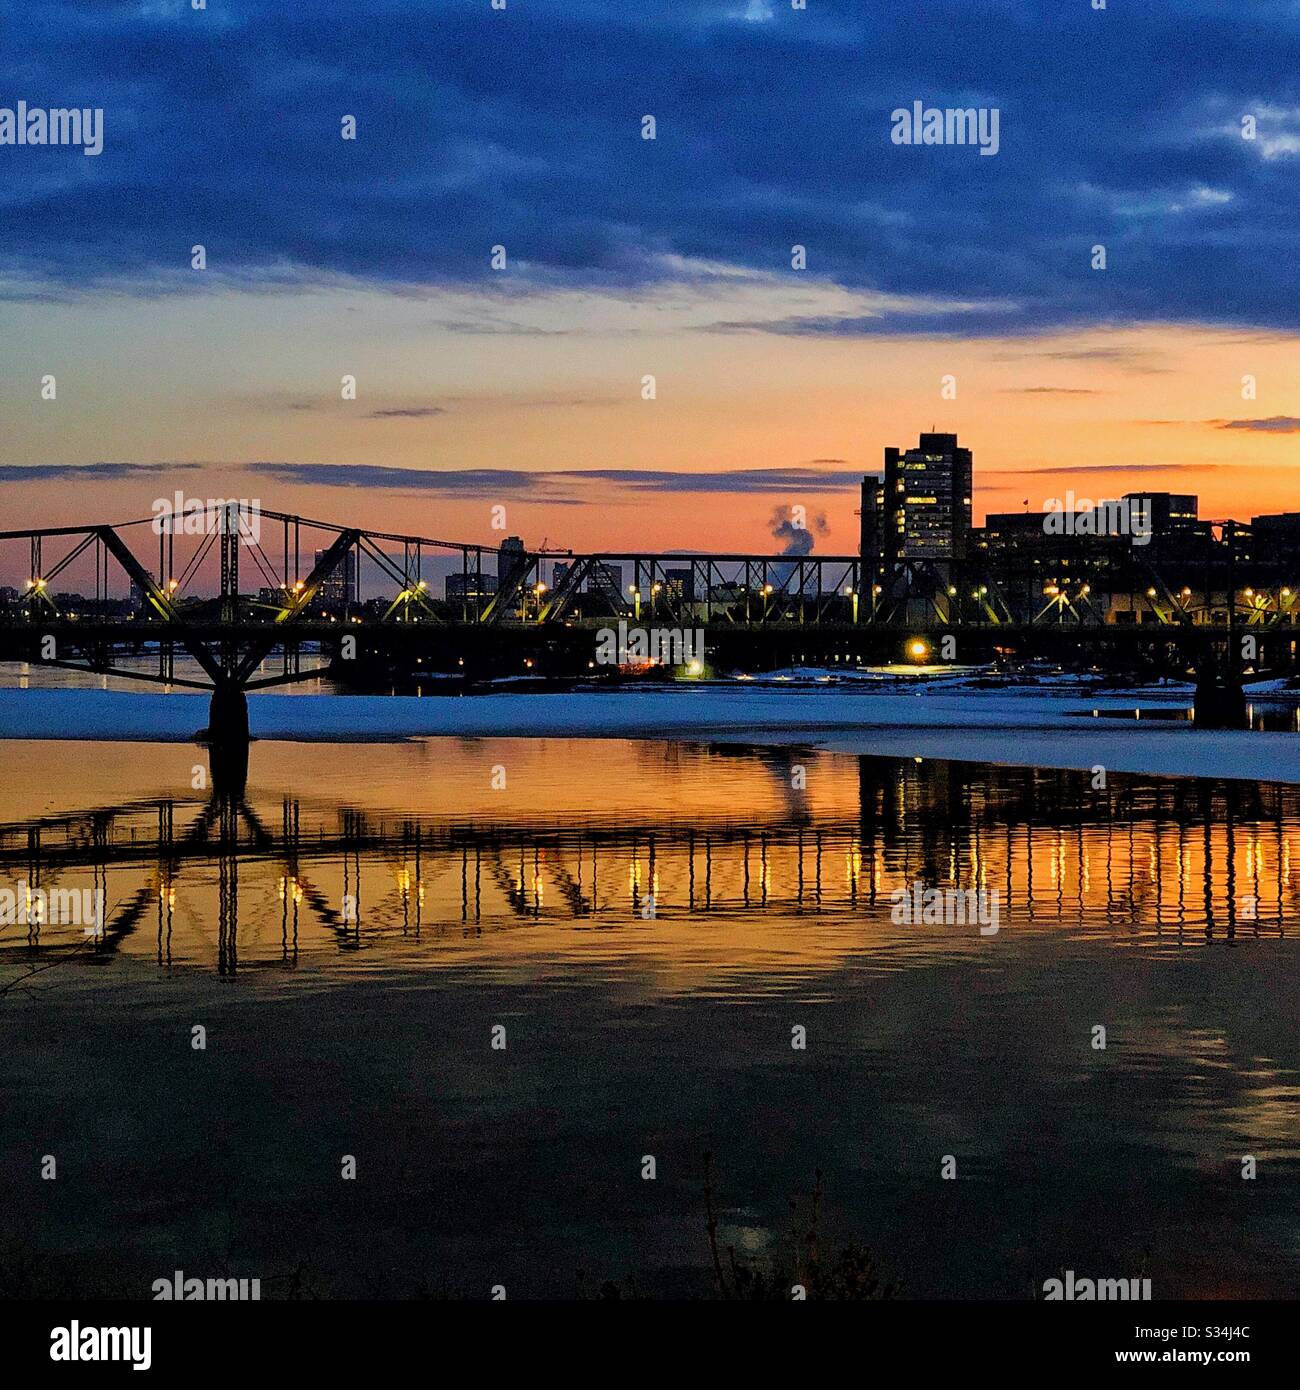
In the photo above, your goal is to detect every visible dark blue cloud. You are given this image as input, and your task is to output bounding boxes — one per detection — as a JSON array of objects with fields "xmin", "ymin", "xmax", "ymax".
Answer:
[
  {"xmin": 247, "ymin": 462, "xmax": 862, "ymax": 497},
  {"xmin": 0, "ymin": 461, "xmax": 200, "ymax": 481},
  {"xmin": 2, "ymin": 1, "xmax": 1299, "ymax": 334}
]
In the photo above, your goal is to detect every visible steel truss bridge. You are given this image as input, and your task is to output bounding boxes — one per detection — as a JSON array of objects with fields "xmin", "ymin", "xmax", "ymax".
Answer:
[{"xmin": 2, "ymin": 504, "xmax": 1298, "ymax": 737}]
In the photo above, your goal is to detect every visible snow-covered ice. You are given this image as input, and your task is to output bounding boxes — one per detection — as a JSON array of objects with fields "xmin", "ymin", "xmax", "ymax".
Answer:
[{"xmin": 0, "ymin": 683, "xmax": 1297, "ymax": 784}]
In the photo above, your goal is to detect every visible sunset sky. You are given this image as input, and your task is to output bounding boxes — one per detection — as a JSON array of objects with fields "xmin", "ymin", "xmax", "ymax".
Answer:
[{"xmin": 3, "ymin": 0, "xmax": 1300, "ymax": 559}]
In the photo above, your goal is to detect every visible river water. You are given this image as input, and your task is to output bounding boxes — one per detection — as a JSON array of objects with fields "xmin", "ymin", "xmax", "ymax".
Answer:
[{"xmin": 2, "ymin": 734, "xmax": 1299, "ymax": 1298}]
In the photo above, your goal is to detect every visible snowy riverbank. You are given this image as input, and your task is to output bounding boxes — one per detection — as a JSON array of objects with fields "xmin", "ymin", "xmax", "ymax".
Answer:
[{"xmin": 1, "ymin": 682, "xmax": 1298, "ymax": 784}]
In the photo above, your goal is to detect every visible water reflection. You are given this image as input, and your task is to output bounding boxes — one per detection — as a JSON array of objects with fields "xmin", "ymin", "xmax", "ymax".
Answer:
[
  {"xmin": 1077, "ymin": 700, "xmax": 1300, "ymax": 732},
  {"xmin": 3, "ymin": 739, "xmax": 1299, "ymax": 977},
  {"xmin": 4, "ymin": 737, "xmax": 1300, "ymax": 1299}
]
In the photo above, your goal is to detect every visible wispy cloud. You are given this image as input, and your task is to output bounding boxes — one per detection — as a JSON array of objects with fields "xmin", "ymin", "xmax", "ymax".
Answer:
[
  {"xmin": 1139, "ymin": 416, "xmax": 1300, "ymax": 433},
  {"xmin": 0, "ymin": 461, "xmax": 202, "ymax": 482},
  {"xmin": 245, "ymin": 461, "xmax": 863, "ymax": 498},
  {"xmin": 1001, "ymin": 386, "xmax": 1102, "ymax": 395},
  {"xmin": 983, "ymin": 463, "xmax": 1226, "ymax": 477},
  {"xmin": 1218, "ymin": 416, "xmax": 1300, "ymax": 433}
]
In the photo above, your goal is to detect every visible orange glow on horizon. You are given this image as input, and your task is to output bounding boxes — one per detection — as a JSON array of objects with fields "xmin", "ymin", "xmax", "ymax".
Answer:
[{"xmin": 4, "ymin": 312, "xmax": 1300, "ymax": 554}]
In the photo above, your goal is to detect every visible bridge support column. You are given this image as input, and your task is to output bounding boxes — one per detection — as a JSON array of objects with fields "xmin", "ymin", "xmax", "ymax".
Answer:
[
  {"xmin": 203, "ymin": 683, "xmax": 250, "ymax": 798},
  {"xmin": 207, "ymin": 683, "xmax": 249, "ymax": 742},
  {"xmin": 1193, "ymin": 673, "xmax": 1246, "ymax": 729}
]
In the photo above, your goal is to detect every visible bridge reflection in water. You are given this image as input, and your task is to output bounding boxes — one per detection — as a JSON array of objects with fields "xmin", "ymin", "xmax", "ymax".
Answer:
[{"xmin": 3, "ymin": 740, "xmax": 1297, "ymax": 976}]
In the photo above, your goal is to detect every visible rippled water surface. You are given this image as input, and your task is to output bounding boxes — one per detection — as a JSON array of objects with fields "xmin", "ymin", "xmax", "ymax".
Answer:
[{"xmin": 2, "ymin": 736, "xmax": 1299, "ymax": 1298}]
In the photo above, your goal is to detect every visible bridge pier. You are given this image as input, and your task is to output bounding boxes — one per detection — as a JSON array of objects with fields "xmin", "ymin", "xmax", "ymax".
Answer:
[
  {"xmin": 201, "ymin": 685, "xmax": 250, "ymax": 798},
  {"xmin": 206, "ymin": 683, "xmax": 249, "ymax": 743},
  {"xmin": 1193, "ymin": 672, "xmax": 1247, "ymax": 730}
]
